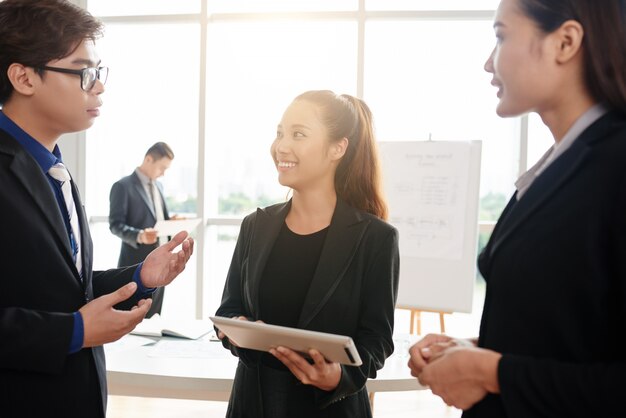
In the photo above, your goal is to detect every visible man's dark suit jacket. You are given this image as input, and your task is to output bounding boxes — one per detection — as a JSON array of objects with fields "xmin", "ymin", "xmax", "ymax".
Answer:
[
  {"xmin": 463, "ymin": 110, "xmax": 626, "ymax": 418},
  {"xmin": 216, "ymin": 199, "xmax": 399, "ymax": 418},
  {"xmin": 0, "ymin": 130, "xmax": 141, "ymax": 417},
  {"xmin": 109, "ymin": 171, "xmax": 169, "ymax": 317}
]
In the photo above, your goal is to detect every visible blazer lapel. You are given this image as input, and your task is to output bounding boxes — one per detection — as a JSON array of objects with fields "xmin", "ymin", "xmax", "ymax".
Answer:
[
  {"xmin": 9, "ymin": 148, "xmax": 74, "ymax": 262},
  {"xmin": 297, "ymin": 200, "xmax": 370, "ymax": 329},
  {"xmin": 488, "ymin": 111, "xmax": 620, "ymax": 258},
  {"xmin": 245, "ymin": 201, "xmax": 291, "ymax": 319},
  {"xmin": 132, "ymin": 173, "xmax": 156, "ymax": 219}
]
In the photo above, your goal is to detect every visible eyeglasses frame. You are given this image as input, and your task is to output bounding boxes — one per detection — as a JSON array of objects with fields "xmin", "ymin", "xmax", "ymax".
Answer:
[{"xmin": 37, "ymin": 65, "xmax": 109, "ymax": 92}]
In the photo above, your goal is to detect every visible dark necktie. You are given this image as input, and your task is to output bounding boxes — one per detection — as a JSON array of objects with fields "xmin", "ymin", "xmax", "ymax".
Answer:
[{"xmin": 49, "ymin": 163, "xmax": 82, "ymax": 276}]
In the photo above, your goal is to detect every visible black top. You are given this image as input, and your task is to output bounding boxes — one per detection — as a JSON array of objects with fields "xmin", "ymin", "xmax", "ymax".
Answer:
[
  {"xmin": 258, "ymin": 222, "xmax": 328, "ymax": 369},
  {"xmin": 259, "ymin": 222, "xmax": 329, "ymax": 326}
]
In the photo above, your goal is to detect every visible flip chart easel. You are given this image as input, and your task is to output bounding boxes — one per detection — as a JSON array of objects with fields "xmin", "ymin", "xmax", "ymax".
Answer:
[{"xmin": 379, "ymin": 140, "xmax": 482, "ymax": 332}]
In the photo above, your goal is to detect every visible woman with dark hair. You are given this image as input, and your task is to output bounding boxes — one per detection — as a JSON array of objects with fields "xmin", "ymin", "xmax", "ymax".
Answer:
[
  {"xmin": 216, "ymin": 90, "xmax": 399, "ymax": 418},
  {"xmin": 408, "ymin": 0, "xmax": 626, "ymax": 417}
]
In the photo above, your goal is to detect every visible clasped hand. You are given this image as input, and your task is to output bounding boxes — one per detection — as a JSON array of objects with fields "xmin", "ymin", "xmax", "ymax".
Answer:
[
  {"xmin": 138, "ymin": 228, "xmax": 158, "ymax": 245},
  {"xmin": 407, "ymin": 333, "xmax": 500, "ymax": 410}
]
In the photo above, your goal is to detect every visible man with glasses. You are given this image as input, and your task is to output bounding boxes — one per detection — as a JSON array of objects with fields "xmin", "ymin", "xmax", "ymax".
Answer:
[{"xmin": 0, "ymin": 1, "xmax": 194, "ymax": 417}]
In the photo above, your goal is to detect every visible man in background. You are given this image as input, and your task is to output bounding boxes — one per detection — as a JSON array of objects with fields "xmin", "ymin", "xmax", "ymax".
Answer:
[{"xmin": 109, "ymin": 141, "xmax": 175, "ymax": 317}]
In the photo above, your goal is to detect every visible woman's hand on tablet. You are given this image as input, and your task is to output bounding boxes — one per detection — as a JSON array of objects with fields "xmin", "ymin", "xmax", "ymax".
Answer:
[
  {"xmin": 217, "ymin": 316, "xmax": 249, "ymax": 346},
  {"xmin": 270, "ymin": 346, "xmax": 341, "ymax": 391}
]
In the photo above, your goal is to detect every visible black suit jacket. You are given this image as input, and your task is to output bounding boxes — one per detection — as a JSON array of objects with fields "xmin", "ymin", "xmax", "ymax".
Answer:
[
  {"xmin": 464, "ymin": 111, "xmax": 626, "ymax": 418},
  {"xmin": 0, "ymin": 130, "xmax": 140, "ymax": 417},
  {"xmin": 109, "ymin": 171, "xmax": 169, "ymax": 316},
  {"xmin": 216, "ymin": 199, "xmax": 399, "ymax": 418}
]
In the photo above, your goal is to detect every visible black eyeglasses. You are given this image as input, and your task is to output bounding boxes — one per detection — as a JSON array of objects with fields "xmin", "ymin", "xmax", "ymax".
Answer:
[{"xmin": 37, "ymin": 65, "xmax": 109, "ymax": 92}]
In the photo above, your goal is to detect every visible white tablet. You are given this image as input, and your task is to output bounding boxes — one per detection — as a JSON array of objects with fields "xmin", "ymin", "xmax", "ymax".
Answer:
[
  {"xmin": 153, "ymin": 218, "xmax": 202, "ymax": 237},
  {"xmin": 210, "ymin": 316, "xmax": 362, "ymax": 366}
]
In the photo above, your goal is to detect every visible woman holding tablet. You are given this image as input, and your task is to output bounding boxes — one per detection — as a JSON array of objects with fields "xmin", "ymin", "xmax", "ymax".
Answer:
[
  {"xmin": 408, "ymin": 0, "xmax": 626, "ymax": 416},
  {"xmin": 216, "ymin": 90, "xmax": 399, "ymax": 418}
]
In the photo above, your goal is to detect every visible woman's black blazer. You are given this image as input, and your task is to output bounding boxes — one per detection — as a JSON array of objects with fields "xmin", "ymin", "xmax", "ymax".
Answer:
[
  {"xmin": 216, "ymin": 198, "xmax": 399, "ymax": 417},
  {"xmin": 465, "ymin": 110, "xmax": 626, "ymax": 418}
]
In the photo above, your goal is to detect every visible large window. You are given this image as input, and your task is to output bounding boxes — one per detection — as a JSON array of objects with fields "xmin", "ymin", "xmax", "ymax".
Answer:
[
  {"xmin": 527, "ymin": 113, "xmax": 556, "ymax": 167},
  {"xmin": 205, "ymin": 20, "xmax": 358, "ymax": 216},
  {"xmin": 86, "ymin": 23, "xmax": 200, "ymax": 217},
  {"xmin": 364, "ymin": 20, "xmax": 518, "ymax": 210},
  {"xmin": 366, "ymin": 0, "xmax": 499, "ymax": 10},
  {"xmin": 84, "ymin": 1, "xmax": 537, "ymax": 321},
  {"xmin": 86, "ymin": 20, "xmax": 200, "ymax": 319},
  {"xmin": 88, "ymin": 0, "xmax": 200, "ymax": 16},
  {"xmin": 207, "ymin": 0, "xmax": 356, "ymax": 13}
]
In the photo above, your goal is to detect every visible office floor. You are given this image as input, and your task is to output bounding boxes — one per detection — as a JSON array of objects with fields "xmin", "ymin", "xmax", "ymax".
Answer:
[{"xmin": 108, "ymin": 390, "xmax": 462, "ymax": 418}]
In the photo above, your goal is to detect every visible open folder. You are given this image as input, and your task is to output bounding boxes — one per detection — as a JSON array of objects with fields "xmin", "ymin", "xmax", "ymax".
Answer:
[
  {"xmin": 210, "ymin": 316, "xmax": 362, "ymax": 366},
  {"xmin": 153, "ymin": 218, "xmax": 202, "ymax": 237},
  {"xmin": 131, "ymin": 315, "xmax": 213, "ymax": 340}
]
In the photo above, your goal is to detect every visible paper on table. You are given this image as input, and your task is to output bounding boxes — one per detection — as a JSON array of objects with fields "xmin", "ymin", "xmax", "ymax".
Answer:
[
  {"xmin": 148, "ymin": 338, "xmax": 228, "ymax": 359},
  {"xmin": 153, "ymin": 218, "xmax": 202, "ymax": 237},
  {"xmin": 104, "ymin": 334, "xmax": 157, "ymax": 354}
]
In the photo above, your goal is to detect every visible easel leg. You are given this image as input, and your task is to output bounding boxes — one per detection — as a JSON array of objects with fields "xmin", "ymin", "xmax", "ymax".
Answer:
[
  {"xmin": 404, "ymin": 308, "xmax": 449, "ymax": 335},
  {"xmin": 409, "ymin": 309, "xmax": 422, "ymax": 335},
  {"xmin": 439, "ymin": 312, "xmax": 446, "ymax": 334}
]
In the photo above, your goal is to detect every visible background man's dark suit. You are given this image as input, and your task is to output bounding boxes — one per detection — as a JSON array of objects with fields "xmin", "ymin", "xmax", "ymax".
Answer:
[
  {"xmin": 109, "ymin": 171, "xmax": 169, "ymax": 317},
  {"xmin": 0, "ymin": 130, "xmax": 140, "ymax": 417}
]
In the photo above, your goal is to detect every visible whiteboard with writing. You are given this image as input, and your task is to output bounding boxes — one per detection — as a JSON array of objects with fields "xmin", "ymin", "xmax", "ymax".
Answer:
[{"xmin": 379, "ymin": 141, "xmax": 482, "ymax": 313}]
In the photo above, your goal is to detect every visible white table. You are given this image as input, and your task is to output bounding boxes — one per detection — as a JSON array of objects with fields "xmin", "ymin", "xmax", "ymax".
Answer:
[{"xmin": 105, "ymin": 335, "xmax": 425, "ymax": 402}]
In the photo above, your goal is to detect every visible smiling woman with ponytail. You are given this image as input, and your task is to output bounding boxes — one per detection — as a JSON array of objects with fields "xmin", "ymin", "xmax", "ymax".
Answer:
[{"xmin": 216, "ymin": 90, "xmax": 399, "ymax": 418}]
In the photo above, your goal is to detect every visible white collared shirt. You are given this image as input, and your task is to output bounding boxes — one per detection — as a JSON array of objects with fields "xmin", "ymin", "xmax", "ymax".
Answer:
[{"xmin": 515, "ymin": 103, "xmax": 608, "ymax": 200}]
